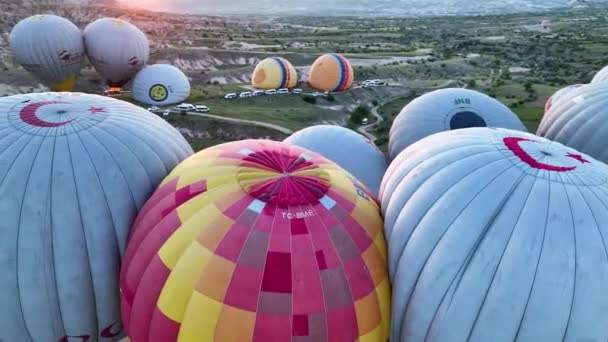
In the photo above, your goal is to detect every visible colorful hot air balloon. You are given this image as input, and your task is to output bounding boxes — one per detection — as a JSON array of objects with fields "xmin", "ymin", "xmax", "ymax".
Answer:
[
  {"xmin": 132, "ymin": 64, "xmax": 191, "ymax": 106},
  {"xmin": 591, "ymin": 65, "xmax": 608, "ymax": 83},
  {"xmin": 388, "ymin": 88, "xmax": 526, "ymax": 160},
  {"xmin": 308, "ymin": 53, "xmax": 354, "ymax": 92},
  {"xmin": 84, "ymin": 18, "xmax": 149, "ymax": 90},
  {"xmin": 538, "ymin": 83, "xmax": 608, "ymax": 164},
  {"xmin": 120, "ymin": 140, "xmax": 390, "ymax": 342},
  {"xmin": 381, "ymin": 127, "xmax": 608, "ymax": 342},
  {"xmin": 9, "ymin": 14, "xmax": 84, "ymax": 91},
  {"xmin": 544, "ymin": 84, "xmax": 585, "ymax": 114},
  {"xmin": 252, "ymin": 57, "xmax": 298, "ymax": 89},
  {"xmin": 0, "ymin": 92, "xmax": 192, "ymax": 342},
  {"xmin": 285, "ymin": 125, "xmax": 387, "ymax": 196}
]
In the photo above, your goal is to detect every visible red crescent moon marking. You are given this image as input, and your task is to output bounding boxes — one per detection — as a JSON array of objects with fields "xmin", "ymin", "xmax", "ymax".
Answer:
[
  {"xmin": 20, "ymin": 101, "xmax": 74, "ymax": 127},
  {"xmin": 503, "ymin": 137, "xmax": 587, "ymax": 172}
]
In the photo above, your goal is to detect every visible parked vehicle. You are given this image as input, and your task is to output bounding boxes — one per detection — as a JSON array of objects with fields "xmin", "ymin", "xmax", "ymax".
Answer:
[
  {"xmin": 224, "ymin": 93, "xmax": 237, "ymax": 99},
  {"xmin": 277, "ymin": 88, "xmax": 290, "ymax": 94},
  {"xmin": 362, "ymin": 118, "xmax": 369, "ymax": 125},
  {"xmin": 175, "ymin": 103, "xmax": 195, "ymax": 114},
  {"xmin": 147, "ymin": 106, "xmax": 160, "ymax": 112},
  {"xmin": 291, "ymin": 88, "xmax": 303, "ymax": 94},
  {"xmin": 239, "ymin": 91, "xmax": 252, "ymax": 98},
  {"xmin": 252, "ymin": 90, "xmax": 265, "ymax": 96},
  {"xmin": 194, "ymin": 105, "xmax": 209, "ymax": 113},
  {"xmin": 162, "ymin": 110, "xmax": 170, "ymax": 117},
  {"xmin": 265, "ymin": 89, "xmax": 277, "ymax": 95}
]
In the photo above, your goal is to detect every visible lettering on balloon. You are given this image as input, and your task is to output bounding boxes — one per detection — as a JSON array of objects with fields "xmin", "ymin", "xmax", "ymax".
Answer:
[
  {"xmin": 453, "ymin": 98, "xmax": 471, "ymax": 105},
  {"xmin": 281, "ymin": 210, "xmax": 315, "ymax": 220}
]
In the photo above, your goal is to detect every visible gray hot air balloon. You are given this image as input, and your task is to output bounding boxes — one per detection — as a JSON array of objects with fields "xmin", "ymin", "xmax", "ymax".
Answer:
[
  {"xmin": 381, "ymin": 127, "xmax": 608, "ymax": 342},
  {"xmin": 0, "ymin": 92, "xmax": 192, "ymax": 342},
  {"xmin": 84, "ymin": 18, "xmax": 149, "ymax": 89},
  {"xmin": 132, "ymin": 64, "xmax": 191, "ymax": 106},
  {"xmin": 538, "ymin": 83, "xmax": 608, "ymax": 164},
  {"xmin": 388, "ymin": 88, "xmax": 526, "ymax": 160},
  {"xmin": 9, "ymin": 14, "xmax": 84, "ymax": 91},
  {"xmin": 284, "ymin": 125, "xmax": 387, "ymax": 196},
  {"xmin": 591, "ymin": 65, "xmax": 608, "ymax": 83}
]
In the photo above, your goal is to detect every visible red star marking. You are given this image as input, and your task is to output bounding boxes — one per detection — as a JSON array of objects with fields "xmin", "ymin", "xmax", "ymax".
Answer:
[
  {"xmin": 88, "ymin": 107, "xmax": 106, "ymax": 114},
  {"xmin": 566, "ymin": 153, "xmax": 590, "ymax": 164}
]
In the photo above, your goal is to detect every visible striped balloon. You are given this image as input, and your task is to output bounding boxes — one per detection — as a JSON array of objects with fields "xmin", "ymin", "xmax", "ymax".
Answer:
[
  {"xmin": 120, "ymin": 140, "xmax": 390, "ymax": 342},
  {"xmin": 0, "ymin": 92, "xmax": 192, "ymax": 342},
  {"xmin": 308, "ymin": 53, "xmax": 354, "ymax": 92},
  {"xmin": 252, "ymin": 57, "xmax": 298, "ymax": 89}
]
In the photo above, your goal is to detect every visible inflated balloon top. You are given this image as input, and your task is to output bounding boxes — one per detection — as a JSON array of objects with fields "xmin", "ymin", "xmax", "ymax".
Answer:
[
  {"xmin": 308, "ymin": 53, "xmax": 354, "ymax": 92},
  {"xmin": 9, "ymin": 14, "xmax": 84, "ymax": 91},
  {"xmin": 591, "ymin": 65, "xmax": 608, "ymax": 83},
  {"xmin": 544, "ymin": 84, "xmax": 585, "ymax": 114},
  {"xmin": 120, "ymin": 140, "xmax": 390, "ymax": 342},
  {"xmin": 132, "ymin": 64, "xmax": 191, "ymax": 106},
  {"xmin": 388, "ymin": 88, "xmax": 526, "ymax": 160},
  {"xmin": 0, "ymin": 92, "xmax": 192, "ymax": 341},
  {"xmin": 381, "ymin": 127, "xmax": 608, "ymax": 342},
  {"xmin": 538, "ymin": 82, "xmax": 608, "ymax": 164},
  {"xmin": 252, "ymin": 57, "xmax": 298, "ymax": 90},
  {"xmin": 84, "ymin": 17, "xmax": 150, "ymax": 88},
  {"xmin": 285, "ymin": 125, "xmax": 387, "ymax": 196}
]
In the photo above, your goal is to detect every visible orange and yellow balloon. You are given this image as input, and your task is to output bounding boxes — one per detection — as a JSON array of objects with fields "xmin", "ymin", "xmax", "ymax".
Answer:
[
  {"xmin": 120, "ymin": 140, "xmax": 390, "ymax": 342},
  {"xmin": 252, "ymin": 57, "xmax": 298, "ymax": 89},
  {"xmin": 308, "ymin": 53, "xmax": 354, "ymax": 92}
]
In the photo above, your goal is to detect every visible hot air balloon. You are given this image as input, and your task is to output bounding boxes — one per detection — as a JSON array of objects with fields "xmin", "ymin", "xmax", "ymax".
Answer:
[
  {"xmin": 0, "ymin": 92, "xmax": 192, "ymax": 342},
  {"xmin": 132, "ymin": 64, "xmax": 191, "ymax": 106},
  {"xmin": 544, "ymin": 84, "xmax": 585, "ymax": 114},
  {"xmin": 252, "ymin": 57, "xmax": 298, "ymax": 89},
  {"xmin": 308, "ymin": 53, "xmax": 354, "ymax": 92},
  {"xmin": 84, "ymin": 18, "xmax": 149, "ymax": 91},
  {"xmin": 285, "ymin": 125, "xmax": 387, "ymax": 196},
  {"xmin": 381, "ymin": 127, "xmax": 608, "ymax": 342},
  {"xmin": 9, "ymin": 14, "xmax": 84, "ymax": 91},
  {"xmin": 591, "ymin": 65, "xmax": 608, "ymax": 83},
  {"xmin": 388, "ymin": 88, "xmax": 526, "ymax": 160},
  {"xmin": 538, "ymin": 83, "xmax": 608, "ymax": 164},
  {"xmin": 120, "ymin": 140, "xmax": 390, "ymax": 342}
]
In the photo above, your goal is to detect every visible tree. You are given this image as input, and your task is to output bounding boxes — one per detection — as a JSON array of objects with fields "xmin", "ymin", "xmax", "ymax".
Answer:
[{"xmin": 467, "ymin": 79, "xmax": 477, "ymax": 88}]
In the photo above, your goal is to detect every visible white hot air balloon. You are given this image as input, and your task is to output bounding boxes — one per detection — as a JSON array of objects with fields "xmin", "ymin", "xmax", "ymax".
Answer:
[
  {"xmin": 9, "ymin": 14, "xmax": 84, "ymax": 91},
  {"xmin": 381, "ymin": 127, "xmax": 608, "ymax": 342},
  {"xmin": 538, "ymin": 82, "xmax": 608, "ymax": 164},
  {"xmin": 132, "ymin": 64, "xmax": 191, "ymax": 106},
  {"xmin": 544, "ymin": 84, "xmax": 585, "ymax": 114},
  {"xmin": 284, "ymin": 125, "xmax": 387, "ymax": 196},
  {"xmin": 0, "ymin": 92, "xmax": 192, "ymax": 341},
  {"xmin": 591, "ymin": 65, "xmax": 608, "ymax": 83},
  {"xmin": 84, "ymin": 18, "xmax": 149, "ymax": 90},
  {"xmin": 388, "ymin": 88, "xmax": 526, "ymax": 160}
]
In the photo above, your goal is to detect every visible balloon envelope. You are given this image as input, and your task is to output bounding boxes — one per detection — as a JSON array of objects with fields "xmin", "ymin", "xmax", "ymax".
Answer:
[
  {"xmin": 591, "ymin": 65, "xmax": 608, "ymax": 83},
  {"xmin": 382, "ymin": 127, "xmax": 608, "ymax": 342},
  {"xmin": 544, "ymin": 84, "xmax": 585, "ymax": 114},
  {"xmin": 9, "ymin": 14, "xmax": 84, "ymax": 91},
  {"xmin": 388, "ymin": 88, "xmax": 526, "ymax": 160},
  {"xmin": 84, "ymin": 18, "xmax": 149, "ymax": 88},
  {"xmin": 308, "ymin": 53, "xmax": 354, "ymax": 92},
  {"xmin": 120, "ymin": 140, "xmax": 390, "ymax": 342},
  {"xmin": 132, "ymin": 64, "xmax": 191, "ymax": 106},
  {"xmin": 252, "ymin": 57, "xmax": 298, "ymax": 89},
  {"xmin": 285, "ymin": 125, "xmax": 387, "ymax": 196},
  {"xmin": 538, "ymin": 83, "xmax": 608, "ymax": 164},
  {"xmin": 0, "ymin": 92, "xmax": 192, "ymax": 341}
]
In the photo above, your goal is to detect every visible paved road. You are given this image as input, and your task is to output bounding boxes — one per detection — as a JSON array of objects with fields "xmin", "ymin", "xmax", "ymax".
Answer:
[{"xmin": 180, "ymin": 111, "xmax": 294, "ymax": 135}]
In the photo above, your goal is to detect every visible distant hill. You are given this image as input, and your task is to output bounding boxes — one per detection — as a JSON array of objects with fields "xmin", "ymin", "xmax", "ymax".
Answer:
[{"xmin": 160, "ymin": 0, "xmax": 605, "ymax": 16}]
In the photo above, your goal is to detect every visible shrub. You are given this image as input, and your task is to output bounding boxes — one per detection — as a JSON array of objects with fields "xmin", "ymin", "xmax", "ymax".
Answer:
[{"xmin": 302, "ymin": 95, "xmax": 317, "ymax": 104}]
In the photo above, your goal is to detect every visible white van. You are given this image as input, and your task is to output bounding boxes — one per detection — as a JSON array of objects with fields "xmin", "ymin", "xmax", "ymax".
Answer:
[
  {"xmin": 265, "ymin": 89, "xmax": 277, "ymax": 95},
  {"xmin": 252, "ymin": 90, "xmax": 265, "ymax": 96},
  {"xmin": 224, "ymin": 93, "xmax": 237, "ymax": 99},
  {"xmin": 175, "ymin": 103, "xmax": 195, "ymax": 112},
  {"xmin": 239, "ymin": 91, "xmax": 252, "ymax": 98},
  {"xmin": 195, "ymin": 105, "xmax": 209, "ymax": 113},
  {"xmin": 291, "ymin": 88, "xmax": 303, "ymax": 94},
  {"xmin": 277, "ymin": 88, "xmax": 290, "ymax": 94}
]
